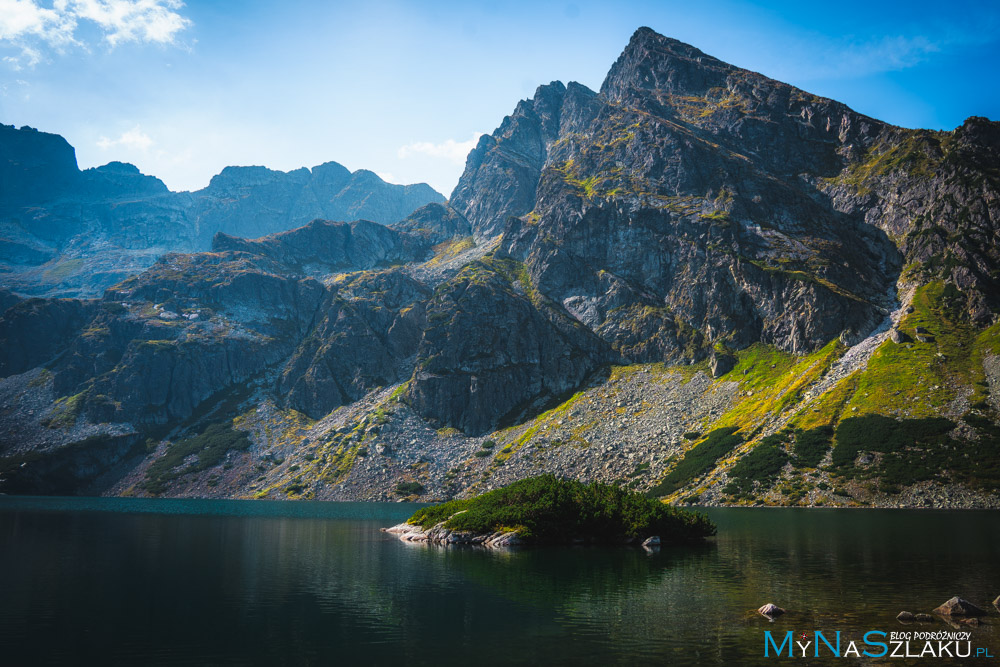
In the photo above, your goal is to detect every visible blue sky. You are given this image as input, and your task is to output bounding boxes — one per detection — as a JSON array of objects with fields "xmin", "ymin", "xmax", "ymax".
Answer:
[{"xmin": 2, "ymin": 0, "xmax": 998, "ymax": 196}]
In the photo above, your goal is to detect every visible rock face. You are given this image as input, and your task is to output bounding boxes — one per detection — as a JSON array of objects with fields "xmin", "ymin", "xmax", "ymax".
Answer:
[
  {"xmin": 391, "ymin": 202, "xmax": 472, "ymax": 244},
  {"xmin": 0, "ymin": 124, "xmax": 81, "ymax": 210},
  {"xmin": 485, "ymin": 29, "xmax": 903, "ymax": 363},
  {"xmin": 0, "ymin": 298, "xmax": 97, "ymax": 376},
  {"xmin": 932, "ymin": 597, "xmax": 986, "ymax": 617},
  {"xmin": 211, "ymin": 219, "xmax": 429, "ymax": 277},
  {"xmin": 0, "ymin": 124, "xmax": 444, "ymax": 298},
  {"xmin": 279, "ymin": 269, "xmax": 431, "ymax": 419},
  {"xmin": 12, "ymin": 218, "xmax": 432, "ymax": 426},
  {"xmin": 449, "ymin": 81, "xmax": 592, "ymax": 239},
  {"xmin": 192, "ymin": 164, "xmax": 442, "ymax": 247},
  {"xmin": 405, "ymin": 258, "xmax": 616, "ymax": 435},
  {"xmin": 0, "ymin": 288, "xmax": 21, "ymax": 314}
]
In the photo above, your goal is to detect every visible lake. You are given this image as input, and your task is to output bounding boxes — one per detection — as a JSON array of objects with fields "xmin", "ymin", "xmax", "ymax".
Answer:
[{"xmin": 1, "ymin": 497, "xmax": 998, "ymax": 665}]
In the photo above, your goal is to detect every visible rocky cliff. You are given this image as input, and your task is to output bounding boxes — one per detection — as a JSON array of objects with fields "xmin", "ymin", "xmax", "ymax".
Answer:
[
  {"xmin": 0, "ymin": 124, "xmax": 444, "ymax": 298},
  {"xmin": 1, "ymin": 28, "xmax": 997, "ymax": 509}
]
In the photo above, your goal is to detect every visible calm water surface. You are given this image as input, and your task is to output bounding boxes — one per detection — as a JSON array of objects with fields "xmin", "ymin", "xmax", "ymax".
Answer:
[{"xmin": 1, "ymin": 497, "xmax": 998, "ymax": 665}]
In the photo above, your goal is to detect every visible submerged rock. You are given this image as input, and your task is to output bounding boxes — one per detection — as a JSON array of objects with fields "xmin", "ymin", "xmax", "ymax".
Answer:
[{"xmin": 896, "ymin": 611, "xmax": 915, "ymax": 622}]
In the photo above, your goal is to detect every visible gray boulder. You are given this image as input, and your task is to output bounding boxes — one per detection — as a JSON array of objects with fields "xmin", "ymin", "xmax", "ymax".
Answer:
[
  {"xmin": 710, "ymin": 352, "xmax": 737, "ymax": 378},
  {"xmin": 758, "ymin": 603, "xmax": 784, "ymax": 617},
  {"xmin": 932, "ymin": 597, "xmax": 986, "ymax": 617}
]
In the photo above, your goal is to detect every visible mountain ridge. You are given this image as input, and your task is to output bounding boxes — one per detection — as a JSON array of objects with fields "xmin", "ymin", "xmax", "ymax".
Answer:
[
  {"xmin": 0, "ymin": 123, "xmax": 445, "ymax": 298},
  {"xmin": 0, "ymin": 27, "xmax": 998, "ymax": 509}
]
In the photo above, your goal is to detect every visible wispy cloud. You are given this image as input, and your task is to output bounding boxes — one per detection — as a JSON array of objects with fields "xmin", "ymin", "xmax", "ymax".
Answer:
[
  {"xmin": 767, "ymin": 20, "xmax": 1000, "ymax": 83},
  {"xmin": 398, "ymin": 133, "xmax": 483, "ymax": 165},
  {"xmin": 68, "ymin": 0, "xmax": 192, "ymax": 47},
  {"xmin": 0, "ymin": 0, "xmax": 191, "ymax": 68},
  {"xmin": 97, "ymin": 125, "xmax": 153, "ymax": 151},
  {"xmin": 809, "ymin": 34, "xmax": 941, "ymax": 79}
]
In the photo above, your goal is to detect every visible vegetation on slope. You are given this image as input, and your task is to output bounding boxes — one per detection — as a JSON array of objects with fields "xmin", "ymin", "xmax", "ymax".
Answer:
[
  {"xmin": 831, "ymin": 415, "xmax": 1000, "ymax": 492},
  {"xmin": 647, "ymin": 427, "xmax": 743, "ymax": 498},
  {"xmin": 407, "ymin": 474, "xmax": 716, "ymax": 545},
  {"xmin": 144, "ymin": 422, "xmax": 251, "ymax": 494}
]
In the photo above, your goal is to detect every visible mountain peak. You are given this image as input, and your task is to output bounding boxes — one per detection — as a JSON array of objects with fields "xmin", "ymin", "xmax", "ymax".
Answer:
[{"xmin": 602, "ymin": 27, "xmax": 729, "ymax": 102}]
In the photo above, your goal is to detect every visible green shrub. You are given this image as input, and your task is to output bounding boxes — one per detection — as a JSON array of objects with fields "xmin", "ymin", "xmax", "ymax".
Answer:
[
  {"xmin": 407, "ymin": 474, "xmax": 715, "ymax": 545},
  {"xmin": 683, "ymin": 431, "xmax": 701, "ymax": 440},
  {"xmin": 793, "ymin": 425, "xmax": 833, "ymax": 468},
  {"xmin": 724, "ymin": 439, "xmax": 789, "ymax": 497},
  {"xmin": 394, "ymin": 481, "xmax": 425, "ymax": 496},
  {"xmin": 832, "ymin": 415, "xmax": 959, "ymax": 487},
  {"xmin": 647, "ymin": 427, "xmax": 742, "ymax": 497}
]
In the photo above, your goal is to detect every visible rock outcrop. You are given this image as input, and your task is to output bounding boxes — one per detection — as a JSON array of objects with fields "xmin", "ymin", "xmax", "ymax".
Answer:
[
  {"xmin": 280, "ymin": 269, "xmax": 430, "ymax": 418},
  {"xmin": 932, "ymin": 597, "xmax": 987, "ymax": 617},
  {"xmin": 0, "ymin": 297, "xmax": 97, "ymax": 377},
  {"xmin": 382, "ymin": 521, "xmax": 522, "ymax": 548},
  {"xmin": 211, "ymin": 219, "xmax": 429, "ymax": 277},
  {"xmin": 391, "ymin": 202, "xmax": 472, "ymax": 243},
  {"xmin": 405, "ymin": 258, "xmax": 616, "ymax": 434}
]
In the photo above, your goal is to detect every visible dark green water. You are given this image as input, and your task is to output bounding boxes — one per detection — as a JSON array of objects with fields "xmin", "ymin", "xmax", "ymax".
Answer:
[{"xmin": 1, "ymin": 498, "xmax": 998, "ymax": 666}]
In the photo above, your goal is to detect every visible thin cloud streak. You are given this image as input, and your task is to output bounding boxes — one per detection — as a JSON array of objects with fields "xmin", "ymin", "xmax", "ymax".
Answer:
[{"xmin": 398, "ymin": 133, "xmax": 484, "ymax": 165}]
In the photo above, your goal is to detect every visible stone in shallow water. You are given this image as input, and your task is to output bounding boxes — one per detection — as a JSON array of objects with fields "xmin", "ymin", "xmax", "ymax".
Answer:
[
  {"xmin": 896, "ymin": 611, "xmax": 915, "ymax": 621},
  {"xmin": 758, "ymin": 603, "xmax": 784, "ymax": 617},
  {"xmin": 641, "ymin": 535, "xmax": 661, "ymax": 548},
  {"xmin": 932, "ymin": 597, "xmax": 986, "ymax": 617},
  {"xmin": 914, "ymin": 613, "xmax": 934, "ymax": 622}
]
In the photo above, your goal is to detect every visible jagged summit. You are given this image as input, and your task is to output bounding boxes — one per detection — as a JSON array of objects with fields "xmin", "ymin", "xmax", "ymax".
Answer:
[{"xmin": 601, "ymin": 27, "xmax": 727, "ymax": 99}]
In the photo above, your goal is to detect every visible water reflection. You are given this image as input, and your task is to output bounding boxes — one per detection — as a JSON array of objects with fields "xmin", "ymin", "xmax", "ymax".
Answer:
[{"xmin": 1, "ymin": 500, "xmax": 997, "ymax": 666}]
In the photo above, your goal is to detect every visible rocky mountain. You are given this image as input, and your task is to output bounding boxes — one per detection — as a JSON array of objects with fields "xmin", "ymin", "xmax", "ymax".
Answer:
[
  {"xmin": 0, "ymin": 124, "xmax": 444, "ymax": 298},
  {"xmin": 1, "ymin": 28, "xmax": 998, "ymax": 508}
]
